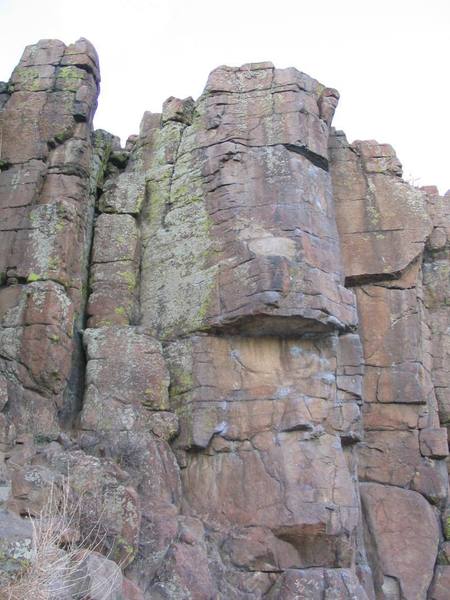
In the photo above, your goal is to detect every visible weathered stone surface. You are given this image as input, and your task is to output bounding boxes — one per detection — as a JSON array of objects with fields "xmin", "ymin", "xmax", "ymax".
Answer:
[
  {"xmin": 0, "ymin": 509, "xmax": 33, "ymax": 580},
  {"xmin": 91, "ymin": 214, "xmax": 138, "ymax": 264},
  {"xmin": 361, "ymin": 483, "xmax": 439, "ymax": 600},
  {"xmin": 7, "ymin": 463, "xmax": 60, "ymax": 516},
  {"xmin": 0, "ymin": 39, "xmax": 98, "ymax": 299},
  {"xmin": 99, "ymin": 170, "xmax": 144, "ymax": 214},
  {"xmin": 0, "ymin": 37, "xmax": 100, "ymax": 455},
  {"xmin": 167, "ymin": 331, "xmax": 363, "ymax": 442},
  {"xmin": 430, "ymin": 566, "xmax": 450, "ymax": 600},
  {"xmin": 420, "ymin": 427, "xmax": 449, "ymax": 458},
  {"xmin": 87, "ymin": 213, "xmax": 139, "ymax": 327},
  {"xmin": 80, "ymin": 327, "xmax": 170, "ymax": 433},
  {"xmin": 148, "ymin": 516, "xmax": 217, "ymax": 600},
  {"xmin": 66, "ymin": 550, "xmax": 123, "ymax": 600},
  {"xmin": 330, "ymin": 131, "xmax": 432, "ymax": 282},
  {"xmin": 411, "ymin": 458, "xmax": 448, "ymax": 506},
  {"xmin": 11, "ymin": 444, "xmax": 142, "ymax": 568},
  {"xmin": 0, "ymin": 514, "xmax": 125, "ymax": 600},
  {"xmin": 183, "ymin": 431, "xmax": 359, "ymax": 569},
  {"xmin": 0, "ymin": 282, "xmax": 74, "ymax": 436},
  {"xmin": 87, "ymin": 189, "xmax": 141, "ymax": 326},
  {"xmin": 87, "ymin": 261, "xmax": 138, "ymax": 327},
  {"xmin": 1, "ymin": 40, "xmax": 449, "ymax": 600},
  {"xmin": 140, "ymin": 64, "xmax": 356, "ymax": 339},
  {"xmin": 356, "ymin": 281, "xmax": 433, "ymax": 406},
  {"xmin": 363, "ymin": 402, "xmax": 422, "ymax": 431},
  {"xmin": 167, "ymin": 334, "xmax": 338, "ymax": 448},
  {"xmin": 332, "ymin": 126, "xmax": 449, "ymax": 598},
  {"xmin": 74, "ymin": 325, "xmax": 186, "ymax": 593},
  {"xmin": 162, "ymin": 96, "xmax": 195, "ymax": 125},
  {"xmin": 267, "ymin": 568, "xmax": 369, "ymax": 599},
  {"xmin": 423, "ymin": 191, "xmax": 450, "ymax": 429},
  {"xmin": 122, "ymin": 577, "xmax": 145, "ymax": 600},
  {"xmin": 359, "ymin": 430, "xmax": 422, "ymax": 486}
]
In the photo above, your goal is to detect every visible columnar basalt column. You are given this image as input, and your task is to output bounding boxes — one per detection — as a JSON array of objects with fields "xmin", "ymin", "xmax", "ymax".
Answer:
[
  {"xmin": 423, "ymin": 186, "xmax": 450, "ymax": 598},
  {"xmin": 0, "ymin": 41, "xmax": 147, "ymax": 596},
  {"xmin": 330, "ymin": 132, "xmax": 449, "ymax": 600},
  {"xmin": 136, "ymin": 64, "xmax": 370, "ymax": 599},
  {"xmin": 0, "ymin": 38, "xmax": 100, "ymax": 437},
  {"xmin": 140, "ymin": 65, "xmax": 357, "ymax": 338}
]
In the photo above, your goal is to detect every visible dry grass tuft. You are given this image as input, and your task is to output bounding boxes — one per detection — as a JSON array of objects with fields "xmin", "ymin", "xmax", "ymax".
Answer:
[{"xmin": 0, "ymin": 480, "xmax": 123, "ymax": 600}]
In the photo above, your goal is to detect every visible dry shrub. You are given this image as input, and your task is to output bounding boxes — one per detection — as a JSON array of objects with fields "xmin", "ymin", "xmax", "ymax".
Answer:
[{"xmin": 0, "ymin": 480, "xmax": 123, "ymax": 600}]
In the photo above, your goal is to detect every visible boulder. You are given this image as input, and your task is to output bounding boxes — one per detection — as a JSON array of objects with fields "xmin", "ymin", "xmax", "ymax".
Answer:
[{"xmin": 361, "ymin": 483, "xmax": 439, "ymax": 600}]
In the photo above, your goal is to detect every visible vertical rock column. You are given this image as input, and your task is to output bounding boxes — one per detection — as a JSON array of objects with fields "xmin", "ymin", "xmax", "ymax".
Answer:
[
  {"xmin": 423, "ymin": 187, "xmax": 450, "ymax": 598},
  {"xmin": 330, "ymin": 133, "xmax": 449, "ymax": 600},
  {"xmin": 0, "ymin": 41, "xmax": 155, "ymax": 597},
  {"xmin": 86, "ymin": 130, "xmax": 142, "ymax": 328},
  {"xmin": 78, "ymin": 117, "xmax": 185, "ymax": 592},
  {"xmin": 138, "ymin": 64, "xmax": 370, "ymax": 599},
  {"xmin": 0, "ymin": 41, "xmax": 147, "ymax": 590},
  {"xmin": 0, "ymin": 38, "xmax": 99, "ymax": 439}
]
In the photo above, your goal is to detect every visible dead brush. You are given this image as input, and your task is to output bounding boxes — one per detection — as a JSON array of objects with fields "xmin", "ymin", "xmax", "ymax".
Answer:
[{"xmin": 0, "ymin": 479, "xmax": 124, "ymax": 600}]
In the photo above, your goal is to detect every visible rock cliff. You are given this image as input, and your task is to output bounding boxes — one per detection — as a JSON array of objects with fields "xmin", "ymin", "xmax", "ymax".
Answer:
[{"xmin": 0, "ymin": 39, "xmax": 449, "ymax": 600}]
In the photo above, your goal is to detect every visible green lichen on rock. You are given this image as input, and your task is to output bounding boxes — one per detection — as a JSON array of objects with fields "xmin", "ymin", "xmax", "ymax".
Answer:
[
  {"xmin": 118, "ymin": 270, "xmax": 137, "ymax": 292},
  {"xmin": 10, "ymin": 66, "xmax": 44, "ymax": 92},
  {"xmin": 47, "ymin": 256, "xmax": 60, "ymax": 271},
  {"xmin": 168, "ymin": 367, "xmax": 194, "ymax": 397},
  {"xmin": 33, "ymin": 433, "xmax": 54, "ymax": 445},
  {"xmin": 446, "ymin": 515, "xmax": 450, "ymax": 540},
  {"xmin": 142, "ymin": 379, "xmax": 170, "ymax": 410},
  {"xmin": 111, "ymin": 535, "xmax": 136, "ymax": 567},
  {"xmin": 366, "ymin": 203, "xmax": 381, "ymax": 227},
  {"xmin": 97, "ymin": 319, "xmax": 114, "ymax": 327},
  {"xmin": 54, "ymin": 130, "xmax": 72, "ymax": 145},
  {"xmin": 55, "ymin": 65, "xmax": 85, "ymax": 92},
  {"xmin": 140, "ymin": 120, "xmax": 217, "ymax": 338},
  {"xmin": 0, "ymin": 512, "xmax": 33, "ymax": 582}
]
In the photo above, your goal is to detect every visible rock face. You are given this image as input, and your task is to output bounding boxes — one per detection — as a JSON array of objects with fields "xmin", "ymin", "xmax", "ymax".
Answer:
[
  {"xmin": 329, "ymin": 136, "xmax": 450, "ymax": 600},
  {"xmin": 0, "ymin": 40, "xmax": 448, "ymax": 600}
]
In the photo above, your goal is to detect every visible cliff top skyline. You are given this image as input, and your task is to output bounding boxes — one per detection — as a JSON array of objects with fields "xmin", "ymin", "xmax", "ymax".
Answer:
[{"xmin": 0, "ymin": 0, "xmax": 449, "ymax": 192}]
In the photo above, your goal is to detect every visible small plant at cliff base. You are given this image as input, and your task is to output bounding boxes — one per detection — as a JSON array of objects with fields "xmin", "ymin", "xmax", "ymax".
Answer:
[{"xmin": 0, "ymin": 481, "xmax": 123, "ymax": 600}]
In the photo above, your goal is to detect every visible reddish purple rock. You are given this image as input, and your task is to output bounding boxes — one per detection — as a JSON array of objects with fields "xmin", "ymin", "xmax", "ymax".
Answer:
[{"xmin": 0, "ymin": 40, "xmax": 448, "ymax": 600}]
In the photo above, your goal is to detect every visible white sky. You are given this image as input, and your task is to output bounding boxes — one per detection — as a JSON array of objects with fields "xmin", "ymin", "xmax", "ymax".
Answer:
[{"xmin": 1, "ymin": 0, "xmax": 449, "ymax": 192}]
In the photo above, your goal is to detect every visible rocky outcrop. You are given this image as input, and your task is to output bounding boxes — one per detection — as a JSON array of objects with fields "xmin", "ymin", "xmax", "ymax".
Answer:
[
  {"xmin": 330, "ymin": 136, "xmax": 450, "ymax": 599},
  {"xmin": 0, "ymin": 39, "xmax": 448, "ymax": 600},
  {"xmin": 0, "ymin": 38, "xmax": 100, "ymax": 441},
  {"xmin": 140, "ymin": 67, "xmax": 356, "ymax": 337}
]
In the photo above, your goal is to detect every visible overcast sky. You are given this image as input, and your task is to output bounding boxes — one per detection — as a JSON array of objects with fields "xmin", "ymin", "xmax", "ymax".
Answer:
[{"xmin": 1, "ymin": 0, "xmax": 448, "ymax": 192}]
